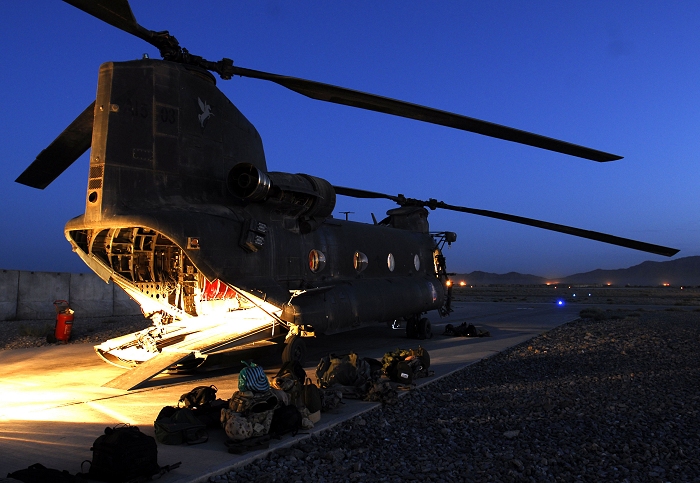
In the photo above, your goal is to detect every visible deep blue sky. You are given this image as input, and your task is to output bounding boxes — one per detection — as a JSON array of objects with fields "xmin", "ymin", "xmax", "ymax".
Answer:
[{"xmin": 1, "ymin": 1, "xmax": 697, "ymax": 278}]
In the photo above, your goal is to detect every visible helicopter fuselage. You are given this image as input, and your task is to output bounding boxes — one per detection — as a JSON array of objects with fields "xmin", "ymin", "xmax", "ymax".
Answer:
[{"xmin": 64, "ymin": 58, "xmax": 450, "ymax": 340}]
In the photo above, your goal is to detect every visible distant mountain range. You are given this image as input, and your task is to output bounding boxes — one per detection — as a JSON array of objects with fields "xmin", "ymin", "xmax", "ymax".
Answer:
[{"xmin": 454, "ymin": 256, "xmax": 700, "ymax": 286}]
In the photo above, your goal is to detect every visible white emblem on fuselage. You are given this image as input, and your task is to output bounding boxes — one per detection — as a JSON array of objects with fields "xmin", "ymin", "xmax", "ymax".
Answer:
[{"xmin": 198, "ymin": 97, "xmax": 213, "ymax": 128}]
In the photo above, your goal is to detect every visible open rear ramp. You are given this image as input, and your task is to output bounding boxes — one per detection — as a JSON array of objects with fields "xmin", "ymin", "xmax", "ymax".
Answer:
[{"xmin": 102, "ymin": 350, "xmax": 195, "ymax": 390}]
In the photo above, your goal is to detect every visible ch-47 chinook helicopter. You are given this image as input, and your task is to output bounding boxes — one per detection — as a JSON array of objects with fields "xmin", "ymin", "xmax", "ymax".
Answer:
[{"xmin": 16, "ymin": 0, "xmax": 678, "ymax": 390}]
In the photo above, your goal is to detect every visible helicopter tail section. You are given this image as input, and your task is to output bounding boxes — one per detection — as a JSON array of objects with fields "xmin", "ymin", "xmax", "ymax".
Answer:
[{"xmin": 84, "ymin": 59, "xmax": 267, "ymax": 224}]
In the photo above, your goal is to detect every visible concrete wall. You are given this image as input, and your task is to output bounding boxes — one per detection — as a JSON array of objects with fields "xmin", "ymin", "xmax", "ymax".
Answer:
[{"xmin": 0, "ymin": 269, "xmax": 141, "ymax": 321}]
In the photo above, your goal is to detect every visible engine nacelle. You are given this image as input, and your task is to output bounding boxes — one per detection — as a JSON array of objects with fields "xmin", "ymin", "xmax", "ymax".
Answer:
[{"xmin": 228, "ymin": 163, "xmax": 336, "ymax": 223}]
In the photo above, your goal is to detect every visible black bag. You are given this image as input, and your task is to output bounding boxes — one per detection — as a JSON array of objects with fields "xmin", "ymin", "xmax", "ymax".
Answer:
[
  {"xmin": 382, "ymin": 347, "xmax": 430, "ymax": 382},
  {"xmin": 87, "ymin": 425, "xmax": 160, "ymax": 482},
  {"xmin": 178, "ymin": 385, "xmax": 217, "ymax": 409},
  {"xmin": 154, "ymin": 407, "xmax": 208, "ymax": 445},
  {"xmin": 7, "ymin": 463, "xmax": 79, "ymax": 483},
  {"xmin": 394, "ymin": 360, "xmax": 414, "ymax": 384},
  {"xmin": 302, "ymin": 377, "xmax": 322, "ymax": 413},
  {"xmin": 269, "ymin": 404, "xmax": 302, "ymax": 438},
  {"xmin": 192, "ymin": 398, "xmax": 228, "ymax": 428}
]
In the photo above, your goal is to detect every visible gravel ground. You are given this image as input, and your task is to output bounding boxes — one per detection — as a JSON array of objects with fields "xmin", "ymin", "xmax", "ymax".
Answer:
[
  {"xmin": 0, "ymin": 314, "xmax": 151, "ymax": 351},
  {"xmin": 213, "ymin": 309, "xmax": 700, "ymax": 483},
  {"xmin": 3, "ymin": 305, "xmax": 699, "ymax": 482}
]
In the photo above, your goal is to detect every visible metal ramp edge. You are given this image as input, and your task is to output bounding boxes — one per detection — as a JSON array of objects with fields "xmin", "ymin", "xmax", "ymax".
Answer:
[{"xmin": 102, "ymin": 351, "xmax": 194, "ymax": 390}]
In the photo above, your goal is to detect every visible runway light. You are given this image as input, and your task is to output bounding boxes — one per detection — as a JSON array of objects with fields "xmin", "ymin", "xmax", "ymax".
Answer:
[
  {"xmin": 557, "ymin": 300, "xmax": 565, "ymax": 306},
  {"xmin": 459, "ymin": 281, "xmax": 466, "ymax": 286}
]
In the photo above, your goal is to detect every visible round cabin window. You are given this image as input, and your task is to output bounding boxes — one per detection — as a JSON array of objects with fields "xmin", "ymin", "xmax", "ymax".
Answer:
[
  {"xmin": 353, "ymin": 251, "xmax": 368, "ymax": 273},
  {"xmin": 308, "ymin": 249, "xmax": 326, "ymax": 273}
]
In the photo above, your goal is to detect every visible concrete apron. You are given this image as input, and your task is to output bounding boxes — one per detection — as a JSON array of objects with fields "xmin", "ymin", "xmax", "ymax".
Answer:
[{"xmin": 0, "ymin": 302, "xmax": 580, "ymax": 482}]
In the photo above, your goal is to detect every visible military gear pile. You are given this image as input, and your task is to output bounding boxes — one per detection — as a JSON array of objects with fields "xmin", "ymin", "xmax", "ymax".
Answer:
[
  {"xmin": 443, "ymin": 322, "xmax": 491, "ymax": 337},
  {"xmin": 315, "ymin": 352, "xmax": 380, "ymax": 398},
  {"xmin": 381, "ymin": 347, "xmax": 432, "ymax": 385}
]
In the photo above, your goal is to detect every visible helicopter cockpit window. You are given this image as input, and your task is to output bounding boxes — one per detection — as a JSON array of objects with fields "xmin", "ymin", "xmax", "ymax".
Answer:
[
  {"xmin": 353, "ymin": 251, "xmax": 368, "ymax": 273},
  {"xmin": 308, "ymin": 249, "xmax": 326, "ymax": 273},
  {"xmin": 414, "ymin": 254, "xmax": 420, "ymax": 271},
  {"xmin": 387, "ymin": 253, "xmax": 395, "ymax": 272}
]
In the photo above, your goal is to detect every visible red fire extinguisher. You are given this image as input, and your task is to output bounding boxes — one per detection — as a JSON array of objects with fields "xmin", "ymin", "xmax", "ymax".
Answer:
[{"xmin": 53, "ymin": 300, "xmax": 74, "ymax": 343}]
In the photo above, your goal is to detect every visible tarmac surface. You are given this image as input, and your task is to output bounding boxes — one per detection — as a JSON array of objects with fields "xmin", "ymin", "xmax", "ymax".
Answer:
[{"xmin": 0, "ymin": 301, "xmax": 580, "ymax": 482}]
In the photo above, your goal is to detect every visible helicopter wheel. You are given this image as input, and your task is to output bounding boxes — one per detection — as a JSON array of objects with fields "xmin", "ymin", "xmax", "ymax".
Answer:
[
  {"xmin": 406, "ymin": 317, "xmax": 419, "ymax": 339},
  {"xmin": 417, "ymin": 317, "xmax": 433, "ymax": 340},
  {"xmin": 282, "ymin": 335, "xmax": 307, "ymax": 364}
]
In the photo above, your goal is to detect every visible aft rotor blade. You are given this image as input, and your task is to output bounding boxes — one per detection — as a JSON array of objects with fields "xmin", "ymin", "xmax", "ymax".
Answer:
[
  {"xmin": 334, "ymin": 186, "xmax": 678, "ymax": 257},
  {"xmin": 16, "ymin": 101, "xmax": 95, "ymax": 190},
  {"xmin": 63, "ymin": 0, "xmax": 170, "ymax": 51},
  {"xmin": 233, "ymin": 66, "xmax": 621, "ymax": 162}
]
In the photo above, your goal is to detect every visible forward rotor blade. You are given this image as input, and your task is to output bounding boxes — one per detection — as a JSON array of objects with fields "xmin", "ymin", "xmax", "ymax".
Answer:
[
  {"xmin": 233, "ymin": 66, "xmax": 621, "ymax": 162},
  {"xmin": 333, "ymin": 186, "xmax": 400, "ymax": 202},
  {"xmin": 16, "ymin": 101, "xmax": 94, "ymax": 189},
  {"xmin": 334, "ymin": 186, "xmax": 679, "ymax": 257},
  {"xmin": 434, "ymin": 201, "xmax": 679, "ymax": 257}
]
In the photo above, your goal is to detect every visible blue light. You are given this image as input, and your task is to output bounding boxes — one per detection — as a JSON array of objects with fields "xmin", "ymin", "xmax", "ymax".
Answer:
[{"xmin": 557, "ymin": 300, "xmax": 565, "ymax": 306}]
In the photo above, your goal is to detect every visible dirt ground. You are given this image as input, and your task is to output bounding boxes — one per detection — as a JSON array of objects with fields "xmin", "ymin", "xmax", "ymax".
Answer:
[{"xmin": 450, "ymin": 285, "xmax": 700, "ymax": 307}]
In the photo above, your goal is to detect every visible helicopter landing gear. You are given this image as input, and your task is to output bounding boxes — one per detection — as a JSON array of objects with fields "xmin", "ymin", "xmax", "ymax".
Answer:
[
  {"xmin": 406, "ymin": 317, "xmax": 418, "ymax": 339},
  {"xmin": 282, "ymin": 335, "xmax": 307, "ymax": 364},
  {"xmin": 417, "ymin": 317, "xmax": 433, "ymax": 340},
  {"xmin": 406, "ymin": 315, "xmax": 432, "ymax": 340}
]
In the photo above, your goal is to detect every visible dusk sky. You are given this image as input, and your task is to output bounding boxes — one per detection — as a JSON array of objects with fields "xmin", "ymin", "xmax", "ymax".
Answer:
[{"xmin": 1, "ymin": 1, "xmax": 697, "ymax": 278}]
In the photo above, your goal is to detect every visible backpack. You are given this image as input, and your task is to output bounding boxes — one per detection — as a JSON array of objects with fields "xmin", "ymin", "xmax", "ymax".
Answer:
[
  {"xmin": 271, "ymin": 360, "xmax": 306, "ymax": 406},
  {"xmin": 178, "ymin": 385, "xmax": 217, "ymax": 409},
  {"xmin": 7, "ymin": 463, "xmax": 78, "ymax": 483},
  {"xmin": 316, "ymin": 353, "xmax": 360, "ymax": 388},
  {"xmin": 86, "ymin": 425, "xmax": 160, "ymax": 482},
  {"xmin": 221, "ymin": 409, "xmax": 254, "ymax": 441},
  {"xmin": 238, "ymin": 361, "xmax": 270, "ymax": 392},
  {"xmin": 302, "ymin": 377, "xmax": 322, "ymax": 414},
  {"xmin": 275, "ymin": 360, "xmax": 306, "ymax": 384},
  {"xmin": 228, "ymin": 390, "xmax": 278, "ymax": 414},
  {"xmin": 269, "ymin": 404, "xmax": 303, "ymax": 438},
  {"xmin": 154, "ymin": 407, "xmax": 208, "ymax": 445}
]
